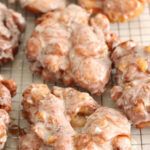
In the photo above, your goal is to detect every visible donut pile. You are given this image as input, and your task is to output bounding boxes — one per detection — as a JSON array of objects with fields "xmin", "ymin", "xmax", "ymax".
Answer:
[{"xmin": 0, "ymin": 1, "xmax": 150, "ymax": 149}]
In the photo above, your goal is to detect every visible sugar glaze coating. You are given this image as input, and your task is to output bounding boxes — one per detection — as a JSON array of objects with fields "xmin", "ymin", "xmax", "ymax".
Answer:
[
  {"xmin": 111, "ymin": 41, "xmax": 150, "ymax": 128},
  {"xmin": 19, "ymin": 84, "xmax": 132, "ymax": 150},
  {"xmin": 0, "ymin": 2, "xmax": 25, "ymax": 64},
  {"xmin": 26, "ymin": 4, "xmax": 114, "ymax": 95}
]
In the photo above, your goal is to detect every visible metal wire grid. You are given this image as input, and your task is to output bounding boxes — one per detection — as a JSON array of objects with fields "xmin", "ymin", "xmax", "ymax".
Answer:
[{"xmin": 0, "ymin": 0, "xmax": 150, "ymax": 149}]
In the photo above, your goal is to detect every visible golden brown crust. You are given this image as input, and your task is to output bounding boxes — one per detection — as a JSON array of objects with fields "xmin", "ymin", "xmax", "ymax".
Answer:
[
  {"xmin": 24, "ymin": 5, "xmax": 42, "ymax": 14},
  {"xmin": 78, "ymin": 0, "xmax": 145, "ymax": 22},
  {"xmin": 0, "ymin": 76, "xmax": 17, "ymax": 112},
  {"xmin": 136, "ymin": 121, "xmax": 150, "ymax": 128},
  {"xmin": 1, "ymin": 79, "xmax": 17, "ymax": 97}
]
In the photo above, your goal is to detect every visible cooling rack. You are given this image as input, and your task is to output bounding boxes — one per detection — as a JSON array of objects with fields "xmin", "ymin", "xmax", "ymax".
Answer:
[{"xmin": 1, "ymin": 0, "xmax": 150, "ymax": 150}]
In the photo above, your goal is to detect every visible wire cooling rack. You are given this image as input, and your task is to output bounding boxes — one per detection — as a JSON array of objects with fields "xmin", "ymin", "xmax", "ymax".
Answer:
[{"xmin": 1, "ymin": 0, "xmax": 150, "ymax": 150}]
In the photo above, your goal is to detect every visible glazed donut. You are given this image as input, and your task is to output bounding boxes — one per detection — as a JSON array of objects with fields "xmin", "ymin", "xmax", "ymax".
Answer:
[
  {"xmin": 10, "ymin": 0, "xmax": 67, "ymax": 13},
  {"xmin": 0, "ymin": 2, "xmax": 25, "ymax": 65},
  {"xmin": 0, "ymin": 110, "xmax": 10, "ymax": 150},
  {"xmin": 78, "ymin": 0, "xmax": 145, "ymax": 22},
  {"xmin": 0, "ymin": 75, "xmax": 17, "ymax": 112},
  {"xmin": 22, "ymin": 84, "xmax": 98, "ymax": 129},
  {"xmin": 0, "ymin": 75, "xmax": 17, "ymax": 149},
  {"xmin": 26, "ymin": 4, "xmax": 115, "ymax": 95},
  {"xmin": 111, "ymin": 41, "xmax": 150, "ymax": 128},
  {"xmin": 21, "ymin": 84, "xmax": 97, "ymax": 149},
  {"xmin": 75, "ymin": 107, "xmax": 131, "ymax": 150},
  {"xmin": 19, "ymin": 84, "xmax": 132, "ymax": 150}
]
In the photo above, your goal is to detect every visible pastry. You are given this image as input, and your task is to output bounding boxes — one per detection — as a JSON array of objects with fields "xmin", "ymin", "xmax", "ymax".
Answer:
[
  {"xmin": 111, "ymin": 41, "xmax": 150, "ymax": 128},
  {"xmin": 22, "ymin": 84, "xmax": 98, "ymax": 129},
  {"xmin": 26, "ymin": 4, "xmax": 114, "ymax": 95},
  {"xmin": 21, "ymin": 84, "xmax": 97, "ymax": 149},
  {"xmin": 75, "ymin": 107, "xmax": 131, "ymax": 150},
  {"xmin": 0, "ymin": 75, "xmax": 17, "ymax": 149},
  {"xmin": 10, "ymin": 0, "xmax": 67, "ymax": 13},
  {"xmin": 0, "ymin": 110, "xmax": 10, "ymax": 150},
  {"xmin": 0, "ymin": 2, "xmax": 25, "ymax": 65},
  {"xmin": 0, "ymin": 75, "xmax": 17, "ymax": 112},
  {"xmin": 78, "ymin": 0, "xmax": 145, "ymax": 22},
  {"xmin": 19, "ymin": 84, "xmax": 132, "ymax": 150}
]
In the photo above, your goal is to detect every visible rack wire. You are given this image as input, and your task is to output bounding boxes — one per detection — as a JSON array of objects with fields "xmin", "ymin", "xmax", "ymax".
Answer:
[{"xmin": 1, "ymin": 0, "xmax": 150, "ymax": 150}]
